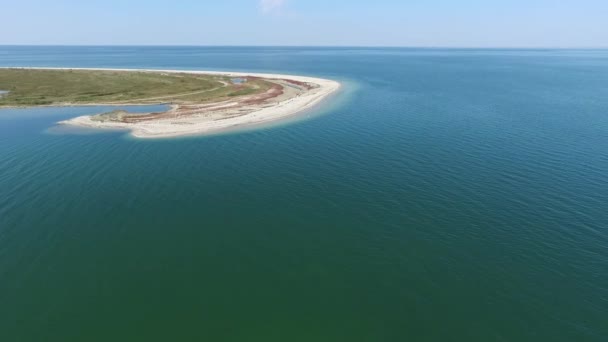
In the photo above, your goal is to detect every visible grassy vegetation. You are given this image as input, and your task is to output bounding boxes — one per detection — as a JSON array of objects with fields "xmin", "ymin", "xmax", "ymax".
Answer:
[
  {"xmin": 0, "ymin": 69, "xmax": 270, "ymax": 106},
  {"xmin": 228, "ymin": 87, "xmax": 260, "ymax": 97}
]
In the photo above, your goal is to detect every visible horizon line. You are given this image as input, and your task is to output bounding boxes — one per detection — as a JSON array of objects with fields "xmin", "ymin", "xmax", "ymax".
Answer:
[{"xmin": 1, "ymin": 44, "xmax": 607, "ymax": 50}]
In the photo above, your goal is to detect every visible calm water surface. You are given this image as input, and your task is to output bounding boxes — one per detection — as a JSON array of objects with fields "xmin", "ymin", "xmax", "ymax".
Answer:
[{"xmin": 1, "ymin": 47, "xmax": 607, "ymax": 341}]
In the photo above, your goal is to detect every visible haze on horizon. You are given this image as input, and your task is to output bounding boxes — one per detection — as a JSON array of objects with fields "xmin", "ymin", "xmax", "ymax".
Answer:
[{"xmin": 1, "ymin": 0, "xmax": 607, "ymax": 48}]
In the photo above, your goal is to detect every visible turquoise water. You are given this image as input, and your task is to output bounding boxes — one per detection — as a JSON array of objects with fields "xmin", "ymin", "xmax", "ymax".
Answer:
[{"xmin": 1, "ymin": 47, "xmax": 607, "ymax": 341}]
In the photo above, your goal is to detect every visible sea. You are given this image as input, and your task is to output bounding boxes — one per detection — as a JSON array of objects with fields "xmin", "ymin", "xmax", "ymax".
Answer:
[{"xmin": 0, "ymin": 46, "xmax": 607, "ymax": 341}]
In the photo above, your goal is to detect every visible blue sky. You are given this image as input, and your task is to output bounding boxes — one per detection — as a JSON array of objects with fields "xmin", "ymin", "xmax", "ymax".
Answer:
[{"xmin": 1, "ymin": 0, "xmax": 607, "ymax": 47}]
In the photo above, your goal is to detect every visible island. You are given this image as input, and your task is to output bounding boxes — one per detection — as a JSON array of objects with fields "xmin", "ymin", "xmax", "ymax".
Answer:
[{"xmin": 0, "ymin": 68, "xmax": 340, "ymax": 138}]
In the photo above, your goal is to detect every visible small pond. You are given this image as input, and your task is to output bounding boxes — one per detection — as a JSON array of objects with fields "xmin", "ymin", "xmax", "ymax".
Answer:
[{"xmin": 230, "ymin": 78, "xmax": 247, "ymax": 85}]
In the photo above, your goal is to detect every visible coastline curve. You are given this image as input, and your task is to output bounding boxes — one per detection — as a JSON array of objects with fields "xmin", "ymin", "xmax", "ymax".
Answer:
[{"xmin": 1, "ymin": 67, "xmax": 341, "ymax": 138}]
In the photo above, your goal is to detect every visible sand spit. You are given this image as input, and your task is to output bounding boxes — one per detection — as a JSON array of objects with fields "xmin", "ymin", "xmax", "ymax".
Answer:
[{"xmin": 15, "ymin": 67, "xmax": 341, "ymax": 138}]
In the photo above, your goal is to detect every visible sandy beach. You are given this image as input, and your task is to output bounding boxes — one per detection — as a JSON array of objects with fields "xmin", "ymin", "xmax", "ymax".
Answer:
[{"xmin": 18, "ymin": 67, "xmax": 341, "ymax": 138}]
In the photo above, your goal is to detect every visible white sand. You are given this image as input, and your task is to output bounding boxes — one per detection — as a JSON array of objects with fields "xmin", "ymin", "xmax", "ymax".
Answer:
[{"xmin": 14, "ymin": 67, "xmax": 340, "ymax": 138}]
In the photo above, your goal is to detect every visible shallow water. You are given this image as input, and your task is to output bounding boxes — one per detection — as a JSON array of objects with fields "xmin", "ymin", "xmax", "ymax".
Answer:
[{"xmin": 0, "ymin": 47, "xmax": 607, "ymax": 341}]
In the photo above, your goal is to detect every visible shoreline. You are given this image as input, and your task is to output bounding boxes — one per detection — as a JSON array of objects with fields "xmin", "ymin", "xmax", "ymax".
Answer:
[{"xmin": 0, "ymin": 67, "xmax": 341, "ymax": 138}]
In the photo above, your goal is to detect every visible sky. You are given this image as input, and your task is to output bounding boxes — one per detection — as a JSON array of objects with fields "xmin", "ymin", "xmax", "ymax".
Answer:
[{"xmin": 1, "ymin": 0, "xmax": 607, "ymax": 47}]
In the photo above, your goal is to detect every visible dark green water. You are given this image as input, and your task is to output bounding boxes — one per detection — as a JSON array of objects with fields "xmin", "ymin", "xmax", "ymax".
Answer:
[{"xmin": 1, "ymin": 47, "xmax": 607, "ymax": 341}]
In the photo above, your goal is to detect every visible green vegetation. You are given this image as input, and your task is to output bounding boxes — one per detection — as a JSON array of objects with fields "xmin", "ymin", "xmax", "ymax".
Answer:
[
  {"xmin": 228, "ymin": 87, "xmax": 261, "ymax": 97},
  {"xmin": 0, "ymin": 69, "xmax": 272, "ymax": 106}
]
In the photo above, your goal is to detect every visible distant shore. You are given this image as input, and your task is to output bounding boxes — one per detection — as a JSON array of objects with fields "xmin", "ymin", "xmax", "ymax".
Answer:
[{"xmin": 0, "ymin": 67, "xmax": 341, "ymax": 138}]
